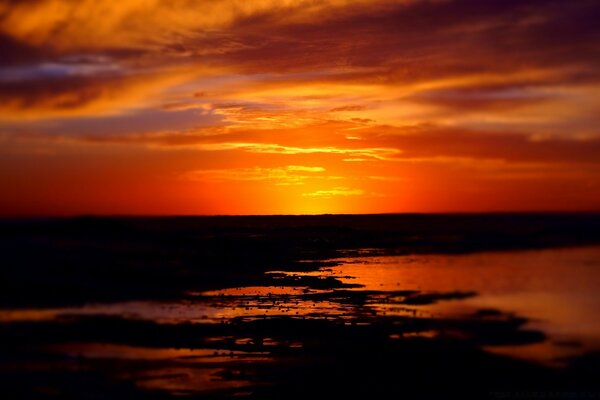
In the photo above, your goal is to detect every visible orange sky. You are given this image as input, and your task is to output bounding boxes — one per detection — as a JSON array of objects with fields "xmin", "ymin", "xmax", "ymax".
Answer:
[{"xmin": 1, "ymin": 0, "xmax": 600, "ymax": 215}]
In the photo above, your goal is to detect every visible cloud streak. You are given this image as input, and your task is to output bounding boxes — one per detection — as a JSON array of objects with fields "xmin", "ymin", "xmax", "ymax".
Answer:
[
  {"xmin": 302, "ymin": 187, "xmax": 365, "ymax": 198},
  {"xmin": 184, "ymin": 165, "xmax": 335, "ymax": 186}
]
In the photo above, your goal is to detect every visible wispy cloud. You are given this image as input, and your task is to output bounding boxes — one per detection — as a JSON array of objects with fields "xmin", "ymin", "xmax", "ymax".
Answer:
[
  {"xmin": 199, "ymin": 143, "xmax": 401, "ymax": 160},
  {"xmin": 302, "ymin": 187, "xmax": 365, "ymax": 198},
  {"xmin": 184, "ymin": 165, "xmax": 336, "ymax": 186}
]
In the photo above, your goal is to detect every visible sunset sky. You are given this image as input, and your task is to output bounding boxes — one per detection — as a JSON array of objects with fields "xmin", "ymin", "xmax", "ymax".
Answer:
[{"xmin": 1, "ymin": 0, "xmax": 599, "ymax": 215}]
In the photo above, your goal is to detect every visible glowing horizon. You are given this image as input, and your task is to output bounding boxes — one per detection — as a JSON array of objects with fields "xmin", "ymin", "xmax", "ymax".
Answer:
[{"xmin": 1, "ymin": 0, "xmax": 600, "ymax": 216}]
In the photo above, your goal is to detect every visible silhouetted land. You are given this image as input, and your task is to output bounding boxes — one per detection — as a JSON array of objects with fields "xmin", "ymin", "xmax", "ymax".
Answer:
[{"xmin": 1, "ymin": 213, "xmax": 600, "ymax": 399}]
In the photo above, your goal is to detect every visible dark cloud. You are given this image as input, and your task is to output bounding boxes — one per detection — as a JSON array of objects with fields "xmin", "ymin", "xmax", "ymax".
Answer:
[
  {"xmin": 0, "ymin": 32, "xmax": 45, "ymax": 66},
  {"xmin": 407, "ymin": 85, "xmax": 554, "ymax": 112},
  {"xmin": 330, "ymin": 105, "xmax": 366, "ymax": 112},
  {"xmin": 3, "ymin": 0, "xmax": 600, "ymax": 80},
  {"xmin": 211, "ymin": 0, "xmax": 600, "ymax": 83},
  {"xmin": 376, "ymin": 126, "xmax": 600, "ymax": 164},
  {"xmin": 0, "ymin": 73, "xmax": 127, "ymax": 115},
  {"xmin": 0, "ymin": 66, "xmax": 197, "ymax": 118}
]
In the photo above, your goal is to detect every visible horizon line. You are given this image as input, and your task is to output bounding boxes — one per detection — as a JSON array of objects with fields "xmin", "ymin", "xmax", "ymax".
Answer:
[{"xmin": 2, "ymin": 210, "xmax": 600, "ymax": 220}]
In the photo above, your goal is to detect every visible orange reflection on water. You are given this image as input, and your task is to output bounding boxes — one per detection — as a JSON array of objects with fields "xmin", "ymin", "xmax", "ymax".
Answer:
[
  {"xmin": 327, "ymin": 246, "xmax": 600, "ymax": 364},
  {"xmin": 329, "ymin": 246, "xmax": 600, "ymax": 330},
  {"xmin": 2, "ymin": 245, "xmax": 599, "ymax": 371},
  {"xmin": 132, "ymin": 366, "xmax": 255, "ymax": 396},
  {"xmin": 37, "ymin": 343, "xmax": 269, "ymax": 395},
  {"xmin": 42, "ymin": 343, "xmax": 267, "ymax": 362}
]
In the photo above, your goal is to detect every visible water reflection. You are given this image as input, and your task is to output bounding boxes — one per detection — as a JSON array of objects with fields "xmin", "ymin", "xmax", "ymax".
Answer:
[
  {"xmin": 327, "ymin": 246, "xmax": 600, "ymax": 364},
  {"xmin": 1, "ymin": 245, "xmax": 599, "ymax": 396}
]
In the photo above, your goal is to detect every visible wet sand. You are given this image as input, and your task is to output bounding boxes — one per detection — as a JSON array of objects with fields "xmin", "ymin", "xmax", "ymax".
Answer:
[{"xmin": 1, "ymin": 214, "xmax": 600, "ymax": 399}]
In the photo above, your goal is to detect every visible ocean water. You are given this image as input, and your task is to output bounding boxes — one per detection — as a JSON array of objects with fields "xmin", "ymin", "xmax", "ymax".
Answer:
[{"xmin": 1, "ymin": 214, "xmax": 600, "ymax": 398}]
